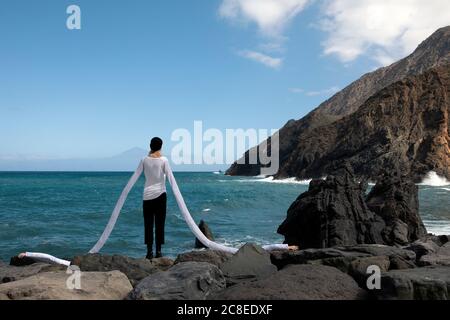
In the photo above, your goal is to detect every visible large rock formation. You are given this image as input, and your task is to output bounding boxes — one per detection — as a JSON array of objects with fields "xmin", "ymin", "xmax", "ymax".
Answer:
[
  {"xmin": 0, "ymin": 271, "xmax": 132, "ymax": 300},
  {"xmin": 277, "ymin": 169, "xmax": 427, "ymax": 248},
  {"xmin": 366, "ymin": 171, "xmax": 427, "ymax": 244},
  {"xmin": 277, "ymin": 166, "xmax": 385, "ymax": 248},
  {"xmin": 226, "ymin": 26, "xmax": 450, "ymax": 182}
]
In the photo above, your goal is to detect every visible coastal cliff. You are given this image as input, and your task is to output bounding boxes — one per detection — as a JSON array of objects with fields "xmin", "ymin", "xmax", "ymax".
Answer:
[{"xmin": 226, "ymin": 26, "xmax": 450, "ymax": 182}]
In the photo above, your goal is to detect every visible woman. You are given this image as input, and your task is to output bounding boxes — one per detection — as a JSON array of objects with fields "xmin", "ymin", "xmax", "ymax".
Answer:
[{"xmin": 142, "ymin": 137, "xmax": 171, "ymax": 259}]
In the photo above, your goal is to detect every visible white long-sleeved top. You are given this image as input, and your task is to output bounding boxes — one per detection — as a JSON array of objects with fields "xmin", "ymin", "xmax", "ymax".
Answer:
[{"xmin": 142, "ymin": 156, "xmax": 170, "ymax": 201}]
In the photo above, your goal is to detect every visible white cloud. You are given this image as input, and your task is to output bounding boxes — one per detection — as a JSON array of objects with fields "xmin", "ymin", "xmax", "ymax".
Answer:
[
  {"xmin": 290, "ymin": 86, "xmax": 340, "ymax": 96},
  {"xmin": 238, "ymin": 50, "xmax": 283, "ymax": 68},
  {"xmin": 220, "ymin": 0, "xmax": 310, "ymax": 69},
  {"xmin": 219, "ymin": 0, "xmax": 310, "ymax": 38},
  {"xmin": 318, "ymin": 0, "xmax": 450, "ymax": 65}
]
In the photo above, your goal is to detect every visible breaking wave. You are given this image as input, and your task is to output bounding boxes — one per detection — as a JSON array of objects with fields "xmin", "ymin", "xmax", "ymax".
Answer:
[
  {"xmin": 419, "ymin": 171, "xmax": 450, "ymax": 187},
  {"xmin": 236, "ymin": 176, "xmax": 313, "ymax": 185}
]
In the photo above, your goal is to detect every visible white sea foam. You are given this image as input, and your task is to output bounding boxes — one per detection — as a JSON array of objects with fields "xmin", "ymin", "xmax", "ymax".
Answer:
[
  {"xmin": 258, "ymin": 176, "xmax": 312, "ymax": 184},
  {"xmin": 423, "ymin": 220, "xmax": 450, "ymax": 236},
  {"xmin": 202, "ymin": 208, "xmax": 211, "ymax": 212},
  {"xmin": 440, "ymin": 188, "xmax": 450, "ymax": 192},
  {"xmin": 237, "ymin": 176, "xmax": 313, "ymax": 185},
  {"xmin": 419, "ymin": 171, "xmax": 450, "ymax": 187},
  {"xmin": 213, "ymin": 171, "xmax": 222, "ymax": 175}
]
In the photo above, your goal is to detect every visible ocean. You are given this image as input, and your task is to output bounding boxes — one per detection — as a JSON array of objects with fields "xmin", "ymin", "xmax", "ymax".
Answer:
[{"xmin": 0, "ymin": 171, "xmax": 449, "ymax": 261}]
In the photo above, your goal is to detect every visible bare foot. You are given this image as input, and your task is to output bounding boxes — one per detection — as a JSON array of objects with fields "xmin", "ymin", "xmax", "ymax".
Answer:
[{"xmin": 288, "ymin": 245, "xmax": 299, "ymax": 251}]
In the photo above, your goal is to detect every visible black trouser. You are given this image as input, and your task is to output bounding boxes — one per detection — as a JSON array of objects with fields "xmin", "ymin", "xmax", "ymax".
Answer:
[{"xmin": 143, "ymin": 192, "xmax": 167, "ymax": 251}]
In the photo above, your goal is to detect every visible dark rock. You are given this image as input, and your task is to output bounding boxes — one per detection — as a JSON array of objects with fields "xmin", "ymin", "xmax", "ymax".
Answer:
[
  {"xmin": 175, "ymin": 250, "xmax": 232, "ymax": 267},
  {"xmin": 128, "ymin": 262, "xmax": 225, "ymax": 300},
  {"xmin": 195, "ymin": 220, "xmax": 214, "ymax": 249},
  {"xmin": 278, "ymin": 166, "xmax": 428, "ymax": 249},
  {"xmin": 376, "ymin": 266, "xmax": 450, "ymax": 300},
  {"xmin": 418, "ymin": 242, "xmax": 450, "ymax": 266},
  {"xmin": 149, "ymin": 257, "xmax": 175, "ymax": 270},
  {"xmin": 348, "ymin": 256, "xmax": 390, "ymax": 288},
  {"xmin": 212, "ymin": 264, "xmax": 366, "ymax": 300},
  {"xmin": 72, "ymin": 254, "xmax": 173, "ymax": 287},
  {"xmin": 0, "ymin": 263, "xmax": 66, "ymax": 284},
  {"xmin": 423, "ymin": 234, "xmax": 450, "ymax": 247},
  {"xmin": 419, "ymin": 254, "xmax": 450, "ymax": 267},
  {"xmin": 270, "ymin": 247, "xmax": 371, "ymax": 270},
  {"xmin": 405, "ymin": 240, "xmax": 440, "ymax": 261},
  {"xmin": 366, "ymin": 171, "xmax": 427, "ymax": 245},
  {"xmin": 271, "ymin": 244, "xmax": 415, "ymax": 271},
  {"xmin": 335, "ymin": 244, "xmax": 417, "ymax": 261},
  {"xmin": 219, "ymin": 243, "xmax": 277, "ymax": 286},
  {"xmin": 277, "ymin": 165, "xmax": 385, "ymax": 248},
  {"xmin": 322, "ymin": 245, "xmax": 417, "ymax": 274},
  {"xmin": 388, "ymin": 255, "xmax": 416, "ymax": 270},
  {"xmin": 306, "ymin": 257, "xmax": 358, "ymax": 274},
  {"xmin": 9, "ymin": 256, "xmax": 38, "ymax": 266}
]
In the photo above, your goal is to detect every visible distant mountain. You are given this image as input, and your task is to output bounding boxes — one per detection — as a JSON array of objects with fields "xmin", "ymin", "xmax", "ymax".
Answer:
[
  {"xmin": 0, "ymin": 147, "xmax": 148, "ymax": 171},
  {"xmin": 226, "ymin": 26, "xmax": 450, "ymax": 181}
]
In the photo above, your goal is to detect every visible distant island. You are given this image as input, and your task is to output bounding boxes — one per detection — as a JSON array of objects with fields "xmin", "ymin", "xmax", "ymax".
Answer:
[{"xmin": 0, "ymin": 147, "xmax": 148, "ymax": 171}]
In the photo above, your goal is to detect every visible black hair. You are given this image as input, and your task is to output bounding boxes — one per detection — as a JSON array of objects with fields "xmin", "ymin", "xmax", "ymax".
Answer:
[{"xmin": 150, "ymin": 137, "xmax": 163, "ymax": 152}]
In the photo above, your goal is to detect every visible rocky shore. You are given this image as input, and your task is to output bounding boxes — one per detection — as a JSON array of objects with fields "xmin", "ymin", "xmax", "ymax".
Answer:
[
  {"xmin": 1, "ymin": 239, "xmax": 449, "ymax": 300},
  {"xmin": 1, "ymin": 170, "xmax": 449, "ymax": 300}
]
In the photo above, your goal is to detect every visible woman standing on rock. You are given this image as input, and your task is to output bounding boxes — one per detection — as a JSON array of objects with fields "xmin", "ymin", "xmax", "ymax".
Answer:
[
  {"xmin": 142, "ymin": 137, "xmax": 170, "ymax": 259},
  {"xmin": 15, "ymin": 137, "xmax": 299, "ymax": 265}
]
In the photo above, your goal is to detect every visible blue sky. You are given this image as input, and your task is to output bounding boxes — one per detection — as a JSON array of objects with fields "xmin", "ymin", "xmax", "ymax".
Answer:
[{"xmin": 1, "ymin": 0, "xmax": 449, "ymax": 167}]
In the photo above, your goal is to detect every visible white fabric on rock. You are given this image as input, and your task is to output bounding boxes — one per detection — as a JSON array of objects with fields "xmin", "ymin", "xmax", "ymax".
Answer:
[{"xmin": 25, "ymin": 252, "xmax": 71, "ymax": 266}]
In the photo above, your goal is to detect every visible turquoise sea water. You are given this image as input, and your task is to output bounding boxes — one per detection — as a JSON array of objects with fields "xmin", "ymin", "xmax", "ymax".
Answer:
[{"xmin": 0, "ymin": 172, "xmax": 449, "ymax": 261}]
